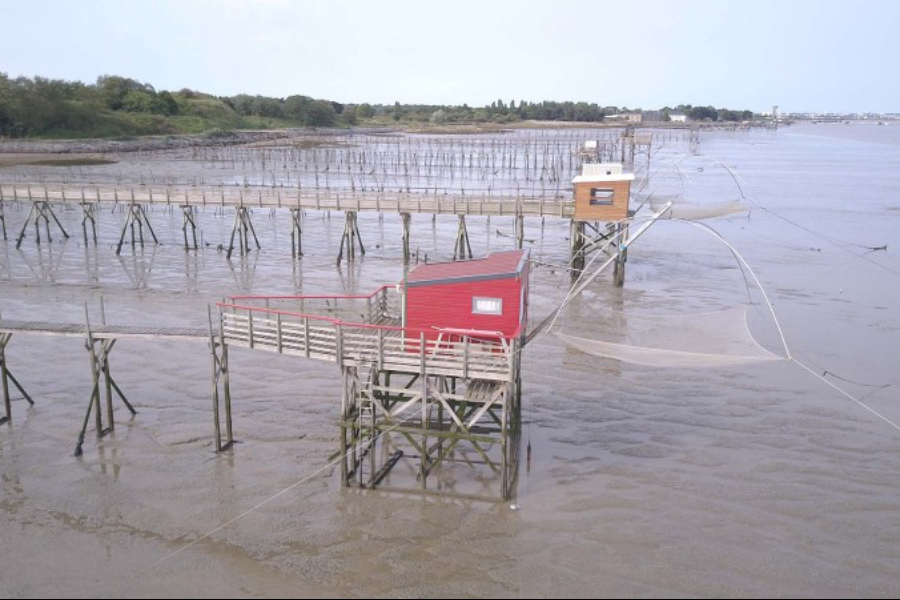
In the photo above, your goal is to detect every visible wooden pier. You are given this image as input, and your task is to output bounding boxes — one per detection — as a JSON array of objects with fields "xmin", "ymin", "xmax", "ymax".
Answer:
[
  {"xmin": 0, "ymin": 288, "xmax": 522, "ymax": 500},
  {"xmin": 0, "ymin": 182, "xmax": 574, "ymax": 265},
  {"xmin": 0, "ymin": 315, "xmax": 213, "ymax": 453},
  {"xmin": 218, "ymin": 286, "xmax": 522, "ymax": 500}
]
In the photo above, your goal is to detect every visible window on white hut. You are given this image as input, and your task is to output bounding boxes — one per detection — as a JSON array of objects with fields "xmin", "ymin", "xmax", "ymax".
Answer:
[{"xmin": 473, "ymin": 297, "xmax": 503, "ymax": 315}]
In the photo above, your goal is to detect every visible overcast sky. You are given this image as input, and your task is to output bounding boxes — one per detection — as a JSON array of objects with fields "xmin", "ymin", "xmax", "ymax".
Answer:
[{"xmin": 1, "ymin": 0, "xmax": 897, "ymax": 113}]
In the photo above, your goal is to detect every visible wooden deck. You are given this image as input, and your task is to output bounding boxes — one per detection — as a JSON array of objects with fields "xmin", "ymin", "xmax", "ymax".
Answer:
[
  {"xmin": 219, "ymin": 308, "xmax": 515, "ymax": 382},
  {"xmin": 0, "ymin": 320, "xmax": 212, "ymax": 341},
  {"xmin": 219, "ymin": 288, "xmax": 517, "ymax": 382},
  {"xmin": 0, "ymin": 183, "xmax": 576, "ymax": 219}
]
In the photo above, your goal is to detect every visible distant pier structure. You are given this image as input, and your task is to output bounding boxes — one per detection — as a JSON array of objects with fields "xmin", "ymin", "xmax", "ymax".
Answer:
[{"xmin": 0, "ymin": 161, "xmax": 642, "ymax": 282}]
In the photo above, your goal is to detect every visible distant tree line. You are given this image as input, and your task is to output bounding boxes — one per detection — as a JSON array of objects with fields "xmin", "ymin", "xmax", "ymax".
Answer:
[
  {"xmin": 661, "ymin": 105, "xmax": 756, "ymax": 122},
  {"xmin": 0, "ymin": 74, "xmax": 184, "ymax": 137},
  {"xmin": 0, "ymin": 72, "xmax": 759, "ymax": 138},
  {"xmin": 224, "ymin": 94, "xmax": 341, "ymax": 126}
]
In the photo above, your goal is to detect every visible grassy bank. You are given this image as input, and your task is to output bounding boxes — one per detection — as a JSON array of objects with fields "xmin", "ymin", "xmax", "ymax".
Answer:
[{"xmin": 30, "ymin": 95, "xmax": 307, "ymax": 140}]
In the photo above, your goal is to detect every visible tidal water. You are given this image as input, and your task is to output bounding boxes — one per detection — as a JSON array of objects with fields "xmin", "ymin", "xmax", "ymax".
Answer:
[{"xmin": 1, "ymin": 124, "xmax": 899, "ymax": 598}]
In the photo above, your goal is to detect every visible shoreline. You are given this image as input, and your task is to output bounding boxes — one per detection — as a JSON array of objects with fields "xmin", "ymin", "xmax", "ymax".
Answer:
[{"xmin": 0, "ymin": 121, "xmax": 776, "ymax": 155}]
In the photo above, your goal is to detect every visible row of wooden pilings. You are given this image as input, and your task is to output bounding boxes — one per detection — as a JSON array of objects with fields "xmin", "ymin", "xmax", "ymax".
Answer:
[{"xmin": 0, "ymin": 198, "xmax": 539, "ymax": 268}]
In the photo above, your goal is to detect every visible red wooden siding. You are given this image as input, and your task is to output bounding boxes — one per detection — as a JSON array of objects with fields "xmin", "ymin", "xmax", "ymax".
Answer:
[{"xmin": 404, "ymin": 251, "xmax": 529, "ymax": 341}]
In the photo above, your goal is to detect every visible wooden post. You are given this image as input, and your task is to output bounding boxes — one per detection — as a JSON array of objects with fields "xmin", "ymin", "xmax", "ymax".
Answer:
[
  {"xmin": 102, "ymin": 341, "xmax": 114, "ymax": 433},
  {"xmin": 570, "ymin": 220, "xmax": 586, "ymax": 273},
  {"xmin": 0, "ymin": 334, "xmax": 11, "ymax": 425},
  {"xmin": 401, "ymin": 212, "xmax": 411, "ymax": 264},
  {"xmin": 181, "ymin": 205, "xmax": 198, "ymax": 250},
  {"xmin": 454, "ymin": 214, "xmax": 472, "ymax": 260},
  {"xmin": 515, "ymin": 213, "xmax": 524, "ymax": 249},
  {"xmin": 0, "ymin": 190, "xmax": 6, "ymax": 241},
  {"xmin": 290, "ymin": 207, "xmax": 303, "ymax": 258},
  {"xmin": 614, "ymin": 222, "xmax": 628, "ymax": 288},
  {"xmin": 209, "ymin": 307, "xmax": 223, "ymax": 452}
]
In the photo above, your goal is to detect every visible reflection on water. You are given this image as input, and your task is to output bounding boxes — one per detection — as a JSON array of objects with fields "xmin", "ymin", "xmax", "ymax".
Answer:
[{"xmin": 0, "ymin": 125, "xmax": 899, "ymax": 597}]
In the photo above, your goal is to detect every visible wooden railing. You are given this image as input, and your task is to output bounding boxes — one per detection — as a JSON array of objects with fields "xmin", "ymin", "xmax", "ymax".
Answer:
[
  {"xmin": 227, "ymin": 286, "xmax": 402, "ymax": 327},
  {"xmin": 0, "ymin": 184, "xmax": 576, "ymax": 218},
  {"xmin": 218, "ymin": 289, "xmax": 517, "ymax": 382}
]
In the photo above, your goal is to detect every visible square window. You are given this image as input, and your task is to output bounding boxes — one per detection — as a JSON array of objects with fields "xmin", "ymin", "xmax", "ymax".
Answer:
[
  {"xmin": 473, "ymin": 297, "xmax": 503, "ymax": 315},
  {"xmin": 589, "ymin": 187, "xmax": 615, "ymax": 206}
]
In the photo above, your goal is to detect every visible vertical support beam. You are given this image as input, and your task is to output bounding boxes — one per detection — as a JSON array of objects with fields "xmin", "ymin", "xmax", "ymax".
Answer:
[
  {"xmin": 401, "ymin": 212, "xmax": 411, "ymax": 264},
  {"xmin": 515, "ymin": 214, "xmax": 525, "ymax": 250},
  {"xmin": 81, "ymin": 201, "xmax": 98, "ymax": 246},
  {"xmin": 454, "ymin": 214, "xmax": 473, "ymax": 260},
  {"xmin": 226, "ymin": 206, "xmax": 261, "ymax": 259},
  {"xmin": 0, "ymin": 192, "xmax": 7, "ymax": 241},
  {"xmin": 0, "ymin": 334, "xmax": 10, "ymax": 425},
  {"xmin": 501, "ymin": 381, "xmax": 510, "ymax": 500},
  {"xmin": 290, "ymin": 207, "xmax": 303, "ymax": 258},
  {"xmin": 339, "ymin": 365, "xmax": 351, "ymax": 486},
  {"xmin": 181, "ymin": 205, "xmax": 198, "ymax": 251},
  {"xmin": 420, "ymin": 332, "xmax": 428, "ymax": 491},
  {"xmin": 209, "ymin": 306, "xmax": 234, "ymax": 452},
  {"xmin": 16, "ymin": 198, "xmax": 69, "ymax": 249},
  {"xmin": 116, "ymin": 203, "xmax": 158, "ymax": 255},
  {"xmin": 337, "ymin": 211, "xmax": 364, "ymax": 266},
  {"xmin": 102, "ymin": 341, "xmax": 115, "ymax": 433},
  {"xmin": 570, "ymin": 220, "xmax": 586, "ymax": 274},
  {"xmin": 614, "ymin": 222, "xmax": 628, "ymax": 288}
]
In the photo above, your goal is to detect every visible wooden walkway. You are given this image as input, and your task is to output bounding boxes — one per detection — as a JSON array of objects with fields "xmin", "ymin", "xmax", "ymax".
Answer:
[
  {"xmin": 0, "ymin": 183, "xmax": 576, "ymax": 218},
  {"xmin": 0, "ymin": 319, "xmax": 212, "ymax": 341},
  {"xmin": 219, "ymin": 300, "xmax": 516, "ymax": 382}
]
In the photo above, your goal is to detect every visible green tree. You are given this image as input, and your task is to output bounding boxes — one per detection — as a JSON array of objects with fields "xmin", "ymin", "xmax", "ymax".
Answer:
[
  {"xmin": 305, "ymin": 100, "xmax": 336, "ymax": 126},
  {"xmin": 283, "ymin": 95, "xmax": 313, "ymax": 121},
  {"xmin": 342, "ymin": 104, "xmax": 359, "ymax": 125}
]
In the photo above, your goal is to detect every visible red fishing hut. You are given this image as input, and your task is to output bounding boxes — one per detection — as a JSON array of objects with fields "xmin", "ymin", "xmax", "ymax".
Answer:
[{"xmin": 402, "ymin": 249, "xmax": 530, "ymax": 343}]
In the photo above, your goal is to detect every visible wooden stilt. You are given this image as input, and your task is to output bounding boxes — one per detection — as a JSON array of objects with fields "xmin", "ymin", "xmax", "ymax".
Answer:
[
  {"xmin": 614, "ymin": 222, "xmax": 628, "ymax": 288},
  {"xmin": 0, "ymin": 193, "xmax": 7, "ymax": 241},
  {"xmin": 181, "ymin": 205, "xmax": 198, "ymax": 251},
  {"xmin": 570, "ymin": 220, "xmax": 586, "ymax": 273},
  {"xmin": 454, "ymin": 215, "xmax": 473, "ymax": 260},
  {"xmin": 401, "ymin": 212, "xmax": 411, "ymax": 264},
  {"xmin": 116, "ymin": 202, "xmax": 158, "ymax": 255},
  {"xmin": 226, "ymin": 206, "xmax": 260, "ymax": 259},
  {"xmin": 515, "ymin": 214, "xmax": 525, "ymax": 249},
  {"xmin": 337, "ymin": 211, "xmax": 364, "ymax": 265},
  {"xmin": 75, "ymin": 306, "xmax": 138, "ymax": 454},
  {"xmin": 290, "ymin": 207, "xmax": 303, "ymax": 258},
  {"xmin": 209, "ymin": 306, "xmax": 233, "ymax": 452},
  {"xmin": 81, "ymin": 200, "xmax": 98, "ymax": 245},
  {"xmin": 0, "ymin": 333, "xmax": 36, "ymax": 426},
  {"xmin": 16, "ymin": 194, "xmax": 69, "ymax": 249}
]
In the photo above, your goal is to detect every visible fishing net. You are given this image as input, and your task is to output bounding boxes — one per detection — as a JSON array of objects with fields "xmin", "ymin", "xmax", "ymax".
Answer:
[
  {"xmin": 557, "ymin": 307, "xmax": 784, "ymax": 368},
  {"xmin": 646, "ymin": 196, "xmax": 747, "ymax": 220}
]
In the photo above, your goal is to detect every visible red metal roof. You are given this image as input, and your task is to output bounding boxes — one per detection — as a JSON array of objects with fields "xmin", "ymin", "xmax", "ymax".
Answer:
[{"xmin": 406, "ymin": 250, "xmax": 528, "ymax": 287}]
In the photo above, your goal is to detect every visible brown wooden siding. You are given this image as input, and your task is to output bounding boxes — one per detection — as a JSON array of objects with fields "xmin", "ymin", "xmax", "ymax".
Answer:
[{"xmin": 573, "ymin": 180, "xmax": 631, "ymax": 221}]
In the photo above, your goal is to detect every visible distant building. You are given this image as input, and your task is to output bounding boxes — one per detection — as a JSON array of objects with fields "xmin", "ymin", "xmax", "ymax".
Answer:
[
  {"xmin": 605, "ymin": 112, "xmax": 643, "ymax": 124},
  {"xmin": 669, "ymin": 113, "xmax": 688, "ymax": 123}
]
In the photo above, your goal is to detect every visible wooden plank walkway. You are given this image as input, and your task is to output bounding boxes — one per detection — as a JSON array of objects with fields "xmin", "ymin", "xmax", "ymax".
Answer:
[
  {"xmin": 0, "ymin": 319, "xmax": 212, "ymax": 341},
  {"xmin": 0, "ymin": 183, "xmax": 576, "ymax": 219},
  {"xmin": 220, "ymin": 307, "xmax": 515, "ymax": 382}
]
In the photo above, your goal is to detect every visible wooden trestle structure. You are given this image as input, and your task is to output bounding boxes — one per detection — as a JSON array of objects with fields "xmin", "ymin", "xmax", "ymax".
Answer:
[
  {"xmin": 0, "ymin": 182, "xmax": 629, "ymax": 284},
  {"xmin": 0, "ymin": 183, "xmax": 575, "ymax": 268},
  {"xmin": 217, "ymin": 287, "xmax": 523, "ymax": 500},
  {"xmin": 0, "ymin": 287, "xmax": 524, "ymax": 501}
]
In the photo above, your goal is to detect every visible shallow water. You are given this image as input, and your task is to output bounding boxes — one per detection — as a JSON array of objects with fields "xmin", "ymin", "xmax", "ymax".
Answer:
[{"xmin": 1, "ymin": 124, "xmax": 899, "ymax": 598}]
